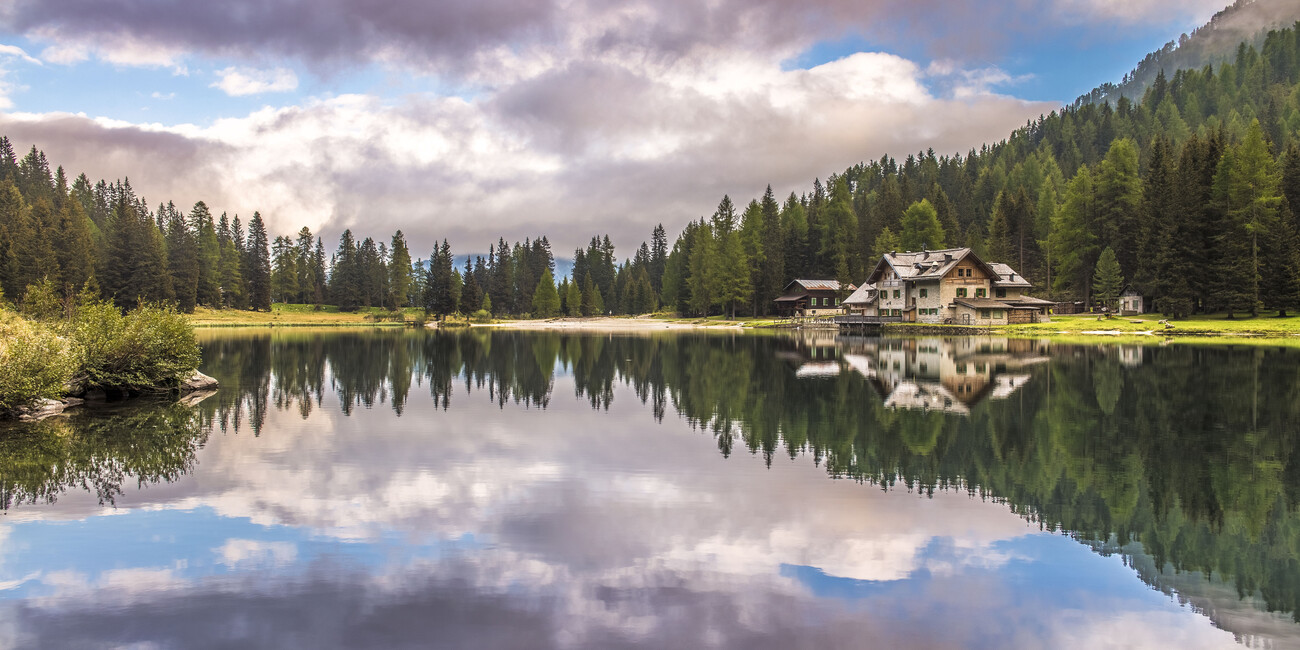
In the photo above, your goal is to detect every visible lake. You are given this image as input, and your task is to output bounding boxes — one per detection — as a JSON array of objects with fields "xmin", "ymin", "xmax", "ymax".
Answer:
[{"xmin": 1, "ymin": 328, "xmax": 1299, "ymax": 649}]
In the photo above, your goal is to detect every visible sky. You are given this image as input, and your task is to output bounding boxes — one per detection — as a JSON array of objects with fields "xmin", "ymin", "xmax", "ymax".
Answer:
[{"xmin": 0, "ymin": 0, "xmax": 1236, "ymax": 258}]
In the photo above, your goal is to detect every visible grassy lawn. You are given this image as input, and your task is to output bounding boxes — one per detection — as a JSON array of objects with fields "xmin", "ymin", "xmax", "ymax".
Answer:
[
  {"xmin": 189, "ymin": 304, "xmax": 424, "ymax": 327},
  {"xmin": 1004, "ymin": 312, "xmax": 1300, "ymax": 337}
]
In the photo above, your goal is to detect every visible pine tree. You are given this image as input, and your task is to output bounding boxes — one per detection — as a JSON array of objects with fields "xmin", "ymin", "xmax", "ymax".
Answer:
[
  {"xmin": 244, "ymin": 212, "xmax": 272, "ymax": 311},
  {"xmin": 1095, "ymin": 138, "xmax": 1143, "ymax": 277},
  {"xmin": 191, "ymin": 202, "xmax": 221, "ymax": 307},
  {"xmin": 270, "ymin": 235, "xmax": 299, "ymax": 303},
  {"xmin": 330, "ymin": 230, "xmax": 361, "ymax": 311},
  {"xmin": 872, "ymin": 227, "xmax": 901, "ymax": 260},
  {"xmin": 389, "ymin": 230, "xmax": 413, "ymax": 308},
  {"xmin": 294, "ymin": 227, "xmax": 316, "ymax": 304},
  {"xmin": 165, "ymin": 208, "xmax": 200, "ymax": 312},
  {"xmin": 1093, "ymin": 247, "xmax": 1123, "ymax": 310},
  {"xmin": 650, "ymin": 223, "xmax": 668, "ymax": 294},
  {"xmin": 900, "ymin": 199, "xmax": 945, "ymax": 252},
  {"xmin": 708, "ymin": 195, "xmax": 751, "ymax": 319},
  {"xmin": 1214, "ymin": 120, "xmax": 1280, "ymax": 317},
  {"xmin": 217, "ymin": 213, "xmax": 245, "ymax": 308},
  {"xmin": 564, "ymin": 276, "xmax": 581, "ymax": 316},
  {"xmin": 531, "ymin": 268, "xmax": 560, "ymax": 317},
  {"xmin": 1049, "ymin": 166, "xmax": 1099, "ymax": 302}
]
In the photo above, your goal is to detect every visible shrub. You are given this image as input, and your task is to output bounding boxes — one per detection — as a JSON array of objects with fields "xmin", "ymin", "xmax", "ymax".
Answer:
[
  {"xmin": 0, "ymin": 312, "xmax": 75, "ymax": 411},
  {"xmin": 470, "ymin": 309, "xmax": 493, "ymax": 323},
  {"xmin": 67, "ymin": 302, "xmax": 202, "ymax": 392}
]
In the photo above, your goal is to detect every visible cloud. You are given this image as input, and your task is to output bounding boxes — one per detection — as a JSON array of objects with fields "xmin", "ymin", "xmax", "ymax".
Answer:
[
  {"xmin": 0, "ymin": 0, "xmax": 1210, "ymax": 80},
  {"xmin": 0, "ymin": 49, "xmax": 1053, "ymax": 255},
  {"xmin": 215, "ymin": 539, "xmax": 298, "ymax": 568},
  {"xmin": 34, "ymin": 28, "xmax": 187, "ymax": 74},
  {"xmin": 1053, "ymin": 0, "xmax": 1229, "ymax": 25},
  {"xmin": 211, "ymin": 67, "xmax": 299, "ymax": 96},
  {"xmin": 0, "ymin": 45, "xmax": 40, "ymax": 66}
]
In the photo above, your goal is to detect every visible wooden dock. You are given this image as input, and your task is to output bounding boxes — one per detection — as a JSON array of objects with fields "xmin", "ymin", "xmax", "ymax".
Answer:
[{"xmin": 830, "ymin": 315, "xmax": 903, "ymax": 333}]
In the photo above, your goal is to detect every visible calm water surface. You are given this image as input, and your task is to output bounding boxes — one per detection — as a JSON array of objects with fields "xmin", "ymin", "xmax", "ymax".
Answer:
[{"xmin": 2, "ymin": 329, "xmax": 1299, "ymax": 649}]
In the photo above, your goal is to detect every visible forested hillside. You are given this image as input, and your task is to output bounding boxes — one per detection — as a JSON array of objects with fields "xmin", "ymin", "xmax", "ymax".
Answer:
[{"xmin": 7, "ymin": 12, "xmax": 1300, "ymax": 318}]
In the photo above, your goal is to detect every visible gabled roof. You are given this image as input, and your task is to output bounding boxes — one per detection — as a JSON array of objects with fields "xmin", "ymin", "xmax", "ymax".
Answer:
[
  {"xmin": 865, "ymin": 248, "xmax": 998, "ymax": 284},
  {"xmin": 989, "ymin": 263, "xmax": 1032, "ymax": 288},
  {"xmin": 786, "ymin": 279, "xmax": 850, "ymax": 292},
  {"xmin": 953, "ymin": 298, "xmax": 1015, "ymax": 310},
  {"xmin": 842, "ymin": 283, "xmax": 877, "ymax": 305},
  {"xmin": 1005, "ymin": 296, "xmax": 1054, "ymax": 306}
]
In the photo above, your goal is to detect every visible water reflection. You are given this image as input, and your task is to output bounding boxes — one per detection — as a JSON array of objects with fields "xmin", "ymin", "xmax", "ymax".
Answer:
[{"xmin": 0, "ymin": 328, "xmax": 1297, "ymax": 648}]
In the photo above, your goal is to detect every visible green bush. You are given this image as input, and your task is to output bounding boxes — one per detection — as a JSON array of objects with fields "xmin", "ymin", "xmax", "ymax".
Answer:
[
  {"xmin": 470, "ymin": 309, "xmax": 493, "ymax": 323},
  {"xmin": 0, "ymin": 313, "xmax": 75, "ymax": 411},
  {"xmin": 67, "ymin": 302, "xmax": 202, "ymax": 392}
]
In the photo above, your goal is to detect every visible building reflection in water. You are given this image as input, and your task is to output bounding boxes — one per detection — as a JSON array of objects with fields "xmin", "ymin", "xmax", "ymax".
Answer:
[{"xmin": 782, "ymin": 334, "xmax": 1050, "ymax": 415}]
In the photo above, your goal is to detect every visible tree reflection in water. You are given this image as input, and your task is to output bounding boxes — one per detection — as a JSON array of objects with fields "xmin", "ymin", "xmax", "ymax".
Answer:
[{"xmin": 6, "ymin": 327, "xmax": 1300, "ymax": 625}]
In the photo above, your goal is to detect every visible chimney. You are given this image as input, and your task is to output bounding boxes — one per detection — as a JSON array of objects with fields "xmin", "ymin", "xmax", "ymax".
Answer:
[{"xmin": 944, "ymin": 253, "xmax": 952, "ymax": 261}]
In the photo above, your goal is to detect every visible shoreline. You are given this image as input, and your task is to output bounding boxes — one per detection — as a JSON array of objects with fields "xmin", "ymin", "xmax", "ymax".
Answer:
[
  {"xmin": 462, "ymin": 317, "xmax": 745, "ymax": 332},
  {"xmin": 185, "ymin": 309, "xmax": 1300, "ymax": 341}
]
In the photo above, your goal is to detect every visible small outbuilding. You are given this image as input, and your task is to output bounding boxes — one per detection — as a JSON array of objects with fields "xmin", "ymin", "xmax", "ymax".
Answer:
[
  {"xmin": 1119, "ymin": 287, "xmax": 1145, "ymax": 315},
  {"xmin": 774, "ymin": 279, "xmax": 854, "ymax": 317}
]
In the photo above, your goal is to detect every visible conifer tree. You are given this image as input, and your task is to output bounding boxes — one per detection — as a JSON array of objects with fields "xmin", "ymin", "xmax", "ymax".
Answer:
[
  {"xmin": 872, "ymin": 227, "xmax": 901, "ymax": 260},
  {"xmin": 217, "ymin": 213, "xmax": 245, "ymax": 308},
  {"xmin": 165, "ymin": 209, "xmax": 199, "ymax": 312},
  {"xmin": 245, "ymin": 212, "xmax": 272, "ymax": 311},
  {"xmin": 1095, "ymin": 138, "xmax": 1143, "ymax": 277},
  {"xmin": 900, "ymin": 199, "xmax": 945, "ymax": 252},
  {"xmin": 270, "ymin": 235, "xmax": 299, "ymax": 303},
  {"xmin": 331, "ymin": 230, "xmax": 361, "ymax": 311},
  {"xmin": 1214, "ymin": 120, "xmax": 1280, "ymax": 317},
  {"xmin": 191, "ymin": 201, "xmax": 221, "ymax": 307},
  {"xmin": 650, "ymin": 223, "xmax": 668, "ymax": 294},
  {"xmin": 564, "ymin": 276, "xmax": 581, "ymax": 316},
  {"xmin": 1050, "ymin": 166, "xmax": 1099, "ymax": 302},
  {"xmin": 531, "ymin": 268, "xmax": 560, "ymax": 317},
  {"xmin": 708, "ymin": 195, "xmax": 751, "ymax": 319},
  {"xmin": 1093, "ymin": 247, "xmax": 1123, "ymax": 310},
  {"xmin": 388, "ymin": 230, "xmax": 413, "ymax": 308}
]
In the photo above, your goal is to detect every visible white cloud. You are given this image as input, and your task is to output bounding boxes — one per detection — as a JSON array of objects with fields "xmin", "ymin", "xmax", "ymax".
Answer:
[
  {"xmin": 150, "ymin": 91, "xmax": 175, "ymax": 100},
  {"xmin": 211, "ymin": 66, "xmax": 299, "ymax": 96},
  {"xmin": 34, "ymin": 28, "xmax": 187, "ymax": 74},
  {"xmin": 0, "ymin": 44, "xmax": 40, "ymax": 66},
  {"xmin": 215, "ymin": 539, "xmax": 298, "ymax": 568}
]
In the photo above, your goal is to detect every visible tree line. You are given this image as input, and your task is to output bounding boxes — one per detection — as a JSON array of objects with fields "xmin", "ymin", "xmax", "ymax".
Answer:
[{"xmin": 9, "ymin": 24, "xmax": 1300, "ymax": 317}]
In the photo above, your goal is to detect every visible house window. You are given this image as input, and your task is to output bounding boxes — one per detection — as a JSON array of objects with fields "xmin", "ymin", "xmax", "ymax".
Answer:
[
  {"xmin": 893, "ymin": 290, "xmax": 901, "ymax": 299},
  {"xmin": 979, "ymin": 309, "xmax": 990, "ymax": 318},
  {"xmin": 976, "ymin": 288, "xmax": 986, "ymax": 298},
  {"xmin": 920, "ymin": 288, "xmax": 928, "ymax": 298},
  {"xmin": 956, "ymin": 363, "xmax": 967, "ymax": 373},
  {"xmin": 995, "ymin": 288, "xmax": 1006, "ymax": 298},
  {"xmin": 992, "ymin": 310, "xmax": 1003, "ymax": 319},
  {"xmin": 957, "ymin": 288, "xmax": 967, "ymax": 298},
  {"xmin": 832, "ymin": 298, "xmax": 838, "ymax": 306}
]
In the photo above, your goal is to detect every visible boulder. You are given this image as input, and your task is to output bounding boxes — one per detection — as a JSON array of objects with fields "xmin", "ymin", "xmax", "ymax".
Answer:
[
  {"xmin": 17, "ymin": 399, "xmax": 67, "ymax": 421},
  {"xmin": 181, "ymin": 371, "xmax": 219, "ymax": 393}
]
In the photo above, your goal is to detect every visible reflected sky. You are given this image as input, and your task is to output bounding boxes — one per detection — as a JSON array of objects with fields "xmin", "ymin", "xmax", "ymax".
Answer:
[{"xmin": 0, "ymin": 330, "xmax": 1286, "ymax": 649}]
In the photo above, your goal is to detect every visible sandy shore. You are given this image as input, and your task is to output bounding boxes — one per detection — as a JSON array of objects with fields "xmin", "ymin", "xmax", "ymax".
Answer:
[{"xmin": 463, "ymin": 317, "xmax": 745, "ymax": 331}]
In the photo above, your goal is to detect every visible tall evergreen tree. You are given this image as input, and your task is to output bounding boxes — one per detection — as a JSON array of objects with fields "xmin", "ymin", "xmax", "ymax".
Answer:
[
  {"xmin": 389, "ymin": 230, "xmax": 413, "ymax": 308},
  {"xmin": 244, "ymin": 212, "xmax": 272, "ymax": 311},
  {"xmin": 899, "ymin": 199, "xmax": 946, "ymax": 252},
  {"xmin": 531, "ymin": 268, "xmax": 560, "ymax": 317},
  {"xmin": 1093, "ymin": 247, "xmax": 1124, "ymax": 310}
]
